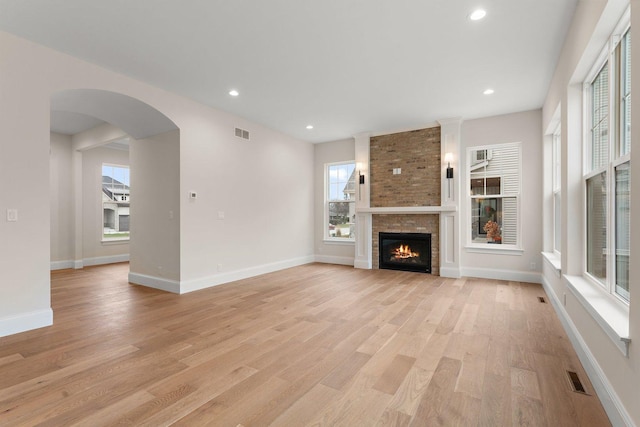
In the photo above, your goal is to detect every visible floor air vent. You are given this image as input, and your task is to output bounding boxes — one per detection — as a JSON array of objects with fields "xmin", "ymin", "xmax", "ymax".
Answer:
[
  {"xmin": 537, "ymin": 296, "xmax": 547, "ymax": 303},
  {"xmin": 566, "ymin": 370, "xmax": 588, "ymax": 394},
  {"xmin": 235, "ymin": 127, "xmax": 250, "ymax": 140}
]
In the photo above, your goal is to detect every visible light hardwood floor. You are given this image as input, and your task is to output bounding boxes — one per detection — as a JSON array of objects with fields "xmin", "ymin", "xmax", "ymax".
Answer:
[{"xmin": 0, "ymin": 263, "xmax": 610, "ymax": 426}]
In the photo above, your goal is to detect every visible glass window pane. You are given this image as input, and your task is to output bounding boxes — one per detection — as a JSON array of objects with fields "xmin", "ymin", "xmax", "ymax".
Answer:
[
  {"xmin": 621, "ymin": 31, "xmax": 631, "ymax": 156},
  {"xmin": 102, "ymin": 165, "xmax": 130, "ymax": 240},
  {"xmin": 615, "ymin": 162, "xmax": 630, "ymax": 301},
  {"xmin": 328, "ymin": 201, "xmax": 354, "ymax": 238},
  {"xmin": 586, "ymin": 172, "xmax": 607, "ymax": 284},
  {"xmin": 470, "ymin": 196, "xmax": 517, "ymax": 245},
  {"xmin": 591, "ymin": 64, "xmax": 609, "ymax": 170},
  {"xmin": 328, "ymin": 164, "xmax": 355, "ymax": 201}
]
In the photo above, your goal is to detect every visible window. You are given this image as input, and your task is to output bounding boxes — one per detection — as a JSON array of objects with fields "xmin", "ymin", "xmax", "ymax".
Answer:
[
  {"xmin": 102, "ymin": 164, "xmax": 130, "ymax": 241},
  {"xmin": 468, "ymin": 142, "xmax": 521, "ymax": 247},
  {"xmin": 552, "ymin": 126, "xmax": 562, "ymax": 254},
  {"xmin": 584, "ymin": 26, "xmax": 630, "ymax": 302},
  {"xmin": 325, "ymin": 162, "xmax": 356, "ymax": 241}
]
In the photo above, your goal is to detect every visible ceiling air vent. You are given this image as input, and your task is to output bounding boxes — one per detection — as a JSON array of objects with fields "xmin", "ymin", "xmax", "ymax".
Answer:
[{"xmin": 234, "ymin": 127, "xmax": 250, "ymax": 140}]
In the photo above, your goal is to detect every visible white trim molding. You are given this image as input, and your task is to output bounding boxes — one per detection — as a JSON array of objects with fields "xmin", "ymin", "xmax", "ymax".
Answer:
[
  {"xmin": 128, "ymin": 272, "xmax": 181, "ymax": 294},
  {"xmin": 52, "ymin": 254, "xmax": 130, "ymax": 270},
  {"xmin": 541, "ymin": 276, "xmax": 634, "ymax": 427},
  {"xmin": 180, "ymin": 255, "xmax": 315, "ymax": 294},
  {"xmin": 0, "ymin": 308, "xmax": 53, "ymax": 338},
  {"xmin": 460, "ymin": 267, "xmax": 542, "ymax": 284},
  {"xmin": 315, "ymin": 255, "xmax": 355, "ymax": 266},
  {"xmin": 565, "ymin": 275, "xmax": 630, "ymax": 357}
]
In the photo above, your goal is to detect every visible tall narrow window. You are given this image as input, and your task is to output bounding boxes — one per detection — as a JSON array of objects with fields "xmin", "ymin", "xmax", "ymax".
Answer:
[
  {"xmin": 102, "ymin": 164, "xmax": 130, "ymax": 241},
  {"xmin": 325, "ymin": 162, "xmax": 356, "ymax": 241},
  {"xmin": 552, "ymin": 127, "xmax": 562, "ymax": 254},
  {"xmin": 584, "ymin": 26, "xmax": 630, "ymax": 302}
]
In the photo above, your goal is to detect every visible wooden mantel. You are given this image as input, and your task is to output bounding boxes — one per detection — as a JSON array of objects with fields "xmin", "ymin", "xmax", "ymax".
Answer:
[{"xmin": 356, "ymin": 206, "xmax": 457, "ymax": 215}]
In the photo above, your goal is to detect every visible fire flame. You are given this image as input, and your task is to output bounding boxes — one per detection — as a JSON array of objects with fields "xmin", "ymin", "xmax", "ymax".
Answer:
[{"xmin": 392, "ymin": 244, "xmax": 419, "ymax": 259}]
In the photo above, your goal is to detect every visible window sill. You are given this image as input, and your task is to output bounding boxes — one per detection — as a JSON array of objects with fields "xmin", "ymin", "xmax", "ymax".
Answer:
[
  {"xmin": 101, "ymin": 238, "xmax": 130, "ymax": 245},
  {"xmin": 323, "ymin": 239, "xmax": 355, "ymax": 245},
  {"xmin": 564, "ymin": 274, "xmax": 630, "ymax": 357},
  {"xmin": 464, "ymin": 244, "xmax": 524, "ymax": 256},
  {"xmin": 541, "ymin": 252, "xmax": 561, "ymax": 277}
]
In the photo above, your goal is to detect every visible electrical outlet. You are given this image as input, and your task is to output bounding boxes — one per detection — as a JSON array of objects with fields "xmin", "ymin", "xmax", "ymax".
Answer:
[
  {"xmin": 218, "ymin": 211, "xmax": 225, "ymax": 220},
  {"xmin": 529, "ymin": 262, "xmax": 536, "ymax": 271},
  {"xmin": 217, "ymin": 264, "xmax": 222, "ymax": 272}
]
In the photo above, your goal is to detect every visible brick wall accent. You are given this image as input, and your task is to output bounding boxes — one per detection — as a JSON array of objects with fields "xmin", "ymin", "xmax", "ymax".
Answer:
[
  {"xmin": 372, "ymin": 215, "xmax": 439, "ymax": 275},
  {"xmin": 370, "ymin": 127, "xmax": 441, "ymax": 207},
  {"xmin": 369, "ymin": 126, "xmax": 441, "ymax": 275}
]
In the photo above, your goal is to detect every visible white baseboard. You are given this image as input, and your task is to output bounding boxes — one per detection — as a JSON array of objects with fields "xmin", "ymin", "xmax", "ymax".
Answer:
[
  {"xmin": 439, "ymin": 266, "xmax": 461, "ymax": 278},
  {"xmin": 541, "ymin": 275, "xmax": 634, "ymax": 427},
  {"xmin": 460, "ymin": 267, "xmax": 542, "ymax": 284},
  {"xmin": 354, "ymin": 260, "xmax": 372, "ymax": 269},
  {"xmin": 180, "ymin": 255, "xmax": 315, "ymax": 294},
  {"xmin": 83, "ymin": 254, "xmax": 129, "ymax": 267},
  {"xmin": 50, "ymin": 260, "xmax": 74, "ymax": 270},
  {"xmin": 0, "ymin": 308, "xmax": 53, "ymax": 338},
  {"xmin": 128, "ymin": 272, "xmax": 181, "ymax": 294},
  {"xmin": 314, "ymin": 255, "xmax": 354, "ymax": 266},
  {"xmin": 51, "ymin": 254, "xmax": 129, "ymax": 270}
]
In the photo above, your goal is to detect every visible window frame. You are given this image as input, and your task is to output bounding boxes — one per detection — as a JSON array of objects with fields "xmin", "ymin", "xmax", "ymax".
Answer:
[
  {"xmin": 466, "ymin": 142, "xmax": 522, "ymax": 252},
  {"xmin": 582, "ymin": 17, "xmax": 631, "ymax": 304},
  {"xmin": 101, "ymin": 163, "xmax": 131, "ymax": 243},
  {"xmin": 552, "ymin": 125, "xmax": 562, "ymax": 255},
  {"xmin": 324, "ymin": 160, "xmax": 356, "ymax": 243}
]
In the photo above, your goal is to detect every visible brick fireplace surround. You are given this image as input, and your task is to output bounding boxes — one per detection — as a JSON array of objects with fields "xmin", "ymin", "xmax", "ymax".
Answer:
[{"xmin": 369, "ymin": 127, "xmax": 441, "ymax": 275}]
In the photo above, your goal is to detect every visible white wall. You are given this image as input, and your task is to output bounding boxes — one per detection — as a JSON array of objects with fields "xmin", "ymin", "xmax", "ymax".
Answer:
[
  {"xmin": 129, "ymin": 130, "xmax": 180, "ymax": 286},
  {"xmin": 80, "ymin": 146, "xmax": 130, "ymax": 261},
  {"xmin": 50, "ymin": 132, "xmax": 74, "ymax": 266},
  {"xmin": 540, "ymin": 0, "xmax": 638, "ymax": 425},
  {"xmin": 460, "ymin": 110, "xmax": 543, "ymax": 282},
  {"xmin": 314, "ymin": 138, "xmax": 356, "ymax": 265},
  {"xmin": 0, "ymin": 30, "xmax": 314, "ymax": 334},
  {"xmin": 50, "ymin": 124, "xmax": 133, "ymax": 270}
]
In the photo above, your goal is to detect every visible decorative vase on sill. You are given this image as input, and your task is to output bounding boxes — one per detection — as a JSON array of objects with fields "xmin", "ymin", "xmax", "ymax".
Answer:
[{"xmin": 483, "ymin": 220, "xmax": 501, "ymax": 244}]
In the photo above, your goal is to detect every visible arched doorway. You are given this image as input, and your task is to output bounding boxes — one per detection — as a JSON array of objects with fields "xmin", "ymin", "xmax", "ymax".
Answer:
[{"xmin": 50, "ymin": 89, "xmax": 181, "ymax": 289}]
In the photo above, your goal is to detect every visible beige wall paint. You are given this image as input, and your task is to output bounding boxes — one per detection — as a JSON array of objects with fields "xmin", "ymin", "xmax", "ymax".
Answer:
[
  {"xmin": 314, "ymin": 138, "xmax": 356, "ymax": 265},
  {"xmin": 50, "ymin": 132, "xmax": 74, "ymax": 264},
  {"xmin": 0, "ymin": 30, "xmax": 314, "ymax": 333},
  {"xmin": 460, "ymin": 110, "xmax": 543, "ymax": 277},
  {"xmin": 540, "ymin": 0, "xmax": 638, "ymax": 425},
  {"xmin": 81, "ymin": 146, "xmax": 130, "ymax": 261},
  {"xmin": 129, "ymin": 130, "xmax": 180, "ymax": 282}
]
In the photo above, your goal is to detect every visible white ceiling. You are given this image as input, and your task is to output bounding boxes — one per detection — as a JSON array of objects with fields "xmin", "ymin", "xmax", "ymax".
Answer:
[{"xmin": 0, "ymin": 0, "xmax": 577, "ymax": 143}]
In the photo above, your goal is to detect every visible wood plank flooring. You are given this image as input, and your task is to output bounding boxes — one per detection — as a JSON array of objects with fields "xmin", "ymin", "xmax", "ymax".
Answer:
[{"xmin": 0, "ymin": 263, "xmax": 611, "ymax": 426}]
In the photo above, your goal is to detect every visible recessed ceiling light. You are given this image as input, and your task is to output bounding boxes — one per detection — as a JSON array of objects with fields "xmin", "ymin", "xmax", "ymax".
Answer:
[
  {"xmin": 483, "ymin": 88, "xmax": 495, "ymax": 95},
  {"xmin": 229, "ymin": 89, "xmax": 239, "ymax": 97},
  {"xmin": 470, "ymin": 9, "xmax": 487, "ymax": 21},
  {"xmin": 306, "ymin": 125, "xmax": 314, "ymax": 130}
]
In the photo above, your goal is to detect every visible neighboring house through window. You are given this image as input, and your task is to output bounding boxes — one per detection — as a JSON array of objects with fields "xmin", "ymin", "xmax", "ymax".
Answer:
[
  {"xmin": 584, "ymin": 23, "xmax": 630, "ymax": 302},
  {"xmin": 102, "ymin": 164, "xmax": 130, "ymax": 241},
  {"xmin": 468, "ymin": 143, "xmax": 521, "ymax": 248},
  {"xmin": 325, "ymin": 161, "xmax": 356, "ymax": 241}
]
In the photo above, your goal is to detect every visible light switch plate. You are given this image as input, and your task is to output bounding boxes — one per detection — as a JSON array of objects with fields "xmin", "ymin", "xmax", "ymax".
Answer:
[{"xmin": 7, "ymin": 209, "xmax": 18, "ymax": 222}]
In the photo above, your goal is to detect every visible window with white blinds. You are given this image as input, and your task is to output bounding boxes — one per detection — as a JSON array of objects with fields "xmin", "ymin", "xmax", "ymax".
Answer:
[
  {"xmin": 552, "ymin": 127, "xmax": 561, "ymax": 254},
  {"xmin": 468, "ymin": 142, "xmax": 521, "ymax": 247},
  {"xmin": 584, "ymin": 25, "xmax": 631, "ymax": 302}
]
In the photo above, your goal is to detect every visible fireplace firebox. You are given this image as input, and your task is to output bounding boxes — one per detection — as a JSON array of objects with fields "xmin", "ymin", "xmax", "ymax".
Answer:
[{"xmin": 379, "ymin": 232, "xmax": 431, "ymax": 273}]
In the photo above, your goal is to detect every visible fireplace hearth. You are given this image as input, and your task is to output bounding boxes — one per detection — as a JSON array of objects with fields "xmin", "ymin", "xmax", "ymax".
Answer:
[{"xmin": 379, "ymin": 232, "xmax": 431, "ymax": 273}]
